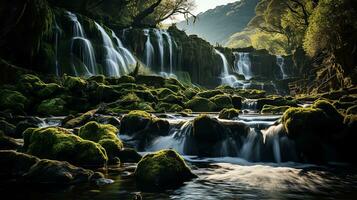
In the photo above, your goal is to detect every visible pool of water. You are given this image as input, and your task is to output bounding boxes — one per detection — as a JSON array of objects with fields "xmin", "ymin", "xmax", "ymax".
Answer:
[{"xmin": 2, "ymin": 157, "xmax": 357, "ymax": 200}]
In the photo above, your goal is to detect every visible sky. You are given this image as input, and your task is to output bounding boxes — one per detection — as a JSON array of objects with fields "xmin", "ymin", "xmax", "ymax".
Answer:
[{"xmin": 164, "ymin": 0, "xmax": 239, "ymax": 24}]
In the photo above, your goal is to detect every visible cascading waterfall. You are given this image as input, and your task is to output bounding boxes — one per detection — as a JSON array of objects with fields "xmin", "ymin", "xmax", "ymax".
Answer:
[
  {"xmin": 140, "ymin": 115, "xmax": 297, "ymax": 163},
  {"xmin": 67, "ymin": 11, "xmax": 96, "ymax": 76},
  {"xmin": 162, "ymin": 30, "xmax": 174, "ymax": 74},
  {"xmin": 95, "ymin": 22, "xmax": 129, "ymax": 77},
  {"xmin": 144, "ymin": 29, "xmax": 155, "ymax": 68},
  {"xmin": 276, "ymin": 55, "xmax": 288, "ymax": 79},
  {"xmin": 154, "ymin": 29, "xmax": 165, "ymax": 72},
  {"xmin": 112, "ymin": 31, "xmax": 136, "ymax": 68},
  {"xmin": 215, "ymin": 49, "xmax": 239, "ymax": 87},
  {"xmin": 54, "ymin": 21, "xmax": 61, "ymax": 76},
  {"xmin": 234, "ymin": 52, "xmax": 253, "ymax": 80}
]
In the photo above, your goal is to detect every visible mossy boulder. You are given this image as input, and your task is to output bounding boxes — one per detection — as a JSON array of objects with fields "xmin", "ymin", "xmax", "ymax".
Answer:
[
  {"xmin": 218, "ymin": 108, "xmax": 240, "ymax": 119},
  {"xmin": 120, "ymin": 111, "xmax": 169, "ymax": 137},
  {"xmin": 36, "ymin": 83, "xmax": 63, "ymax": 99},
  {"xmin": 261, "ymin": 105, "xmax": 291, "ymax": 114},
  {"xmin": 231, "ymin": 95, "xmax": 243, "ymax": 109},
  {"xmin": 23, "ymin": 127, "xmax": 108, "ymax": 167},
  {"xmin": 63, "ymin": 110, "xmax": 97, "ymax": 128},
  {"xmin": 116, "ymin": 75, "xmax": 135, "ymax": 84},
  {"xmin": 197, "ymin": 90, "xmax": 224, "ymax": 98},
  {"xmin": 96, "ymin": 84, "xmax": 121, "ymax": 102},
  {"xmin": 136, "ymin": 75, "xmax": 166, "ymax": 87},
  {"xmin": 63, "ymin": 75, "xmax": 87, "ymax": 92},
  {"xmin": 17, "ymin": 74, "xmax": 45, "ymax": 94},
  {"xmin": 313, "ymin": 100, "xmax": 344, "ymax": 124},
  {"xmin": 78, "ymin": 121, "xmax": 123, "ymax": 161},
  {"xmin": 161, "ymin": 94, "xmax": 184, "ymax": 105},
  {"xmin": 185, "ymin": 97, "xmax": 217, "ymax": 112},
  {"xmin": 135, "ymin": 149, "xmax": 196, "ymax": 191},
  {"xmin": 117, "ymin": 148, "xmax": 142, "ymax": 163},
  {"xmin": 183, "ymin": 88, "xmax": 197, "ymax": 99},
  {"xmin": 210, "ymin": 94, "xmax": 233, "ymax": 110},
  {"xmin": 154, "ymin": 88, "xmax": 177, "ymax": 99},
  {"xmin": 256, "ymin": 97, "xmax": 298, "ymax": 110},
  {"xmin": 156, "ymin": 102, "xmax": 183, "ymax": 113},
  {"xmin": 37, "ymin": 98, "xmax": 68, "ymax": 116},
  {"xmin": 88, "ymin": 75, "xmax": 106, "ymax": 84},
  {"xmin": 193, "ymin": 115, "xmax": 226, "ymax": 143},
  {"xmin": 0, "ymin": 89, "xmax": 28, "ymax": 113}
]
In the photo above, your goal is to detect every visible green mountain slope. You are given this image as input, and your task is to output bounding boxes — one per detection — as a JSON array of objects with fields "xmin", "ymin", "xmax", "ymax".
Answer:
[{"xmin": 176, "ymin": 0, "xmax": 259, "ymax": 45}]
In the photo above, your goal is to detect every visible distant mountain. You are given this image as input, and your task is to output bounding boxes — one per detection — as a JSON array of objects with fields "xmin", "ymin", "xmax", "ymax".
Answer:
[{"xmin": 177, "ymin": 0, "xmax": 259, "ymax": 45}]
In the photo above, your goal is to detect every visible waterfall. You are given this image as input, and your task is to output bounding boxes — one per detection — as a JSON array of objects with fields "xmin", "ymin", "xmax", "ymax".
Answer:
[
  {"xmin": 67, "ymin": 11, "xmax": 96, "ymax": 76},
  {"xmin": 154, "ymin": 29, "xmax": 165, "ymax": 72},
  {"xmin": 112, "ymin": 31, "xmax": 136, "ymax": 68},
  {"xmin": 95, "ymin": 22, "xmax": 129, "ymax": 77},
  {"xmin": 234, "ymin": 52, "xmax": 253, "ymax": 80},
  {"xmin": 276, "ymin": 55, "xmax": 288, "ymax": 79},
  {"xmin": 215, "ymin": 49, "xmax": 239, "ymax": 87},
  {"xmin": 54, "ymin": 21, "xmax": 61, "ymax": 76},
  {"xmin": 144, "ymin": 29, "xmax": 155, "ymax": 68},
  {"xmin": 162, "ymin": 30, "xmax": 174, "ymax": 74}
]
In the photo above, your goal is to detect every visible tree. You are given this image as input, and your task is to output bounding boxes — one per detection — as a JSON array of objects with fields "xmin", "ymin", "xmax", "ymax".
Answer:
[{"xmin": 132, "ymin": 0, "xmax": 196, "ymax": 27}]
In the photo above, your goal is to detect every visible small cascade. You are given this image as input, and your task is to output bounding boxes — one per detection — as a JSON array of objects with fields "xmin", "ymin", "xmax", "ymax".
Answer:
[
  {"xmin": 162, "ymin": 30, "xmax": 174, "ymax": 74},
  {"xmin": 276, "ymin": 55, "xmax": 288, "ymax": 79},
  {"xmin": 242, "ymin": 99, "xmax": 258, "ymax": 111},
  {"xmin": 111, "ymin": 31, "xmax": 136, "ymax": 68},
  {"xmin": 67, "ymin": 11, "xmax": 96, "ymax": 76},
  {"xmin": 234, "ymin": 52, "xmax": 253, "ymax": 80},
  {"xmin": 215, "ymin": 49, "xmax": 239, "ymax": 87},
  {"xmin": 144, "ymin": 29, "xmax": 155, "ymax": 68},
  {"xmin": 95, "ymin": 22, "xmax": 128, "ymax": 76}
]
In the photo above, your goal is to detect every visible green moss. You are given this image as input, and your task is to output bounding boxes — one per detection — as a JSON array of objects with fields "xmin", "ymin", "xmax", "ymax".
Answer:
[
  {"xmin": 135, "ymin": 149, "xmax": 196, "ymax": 190},
  {"xmin": 88, "ymin": 75, "xmax": 106, "ymax": 84},
  {"xmin": 63, "ymin": 75, "xmax": 87, "ymax": 92},
  {"xmin": 197, "ymin": 90, "xmax": 224, "ymax": 98},
  {"xmin": 79, "ymin": 121, "xmax": 123, "ymax": 160},
  {"xmin": 23, "ymin": 127, "xmax": 108, "ymax": 166},
  {"xmin": 312, "ymin": 100, "xmax": 344, "ymax": 123},
  {"xmin": 37, "ymin": 83, "xmax": 62, "ymax": 99},
  {"xmin": 63, "ymin": 110, "xmax": 96, "ymax": 128},
  {"xmin": 185, "ymin": 97, "xmax": 217, "ymax": 112},
  {"xmin": 17, "ymin": 74, "xmax": 45, "ymax": 93},
  {"xmin": 261, "ymin": 105, "xmax": 291, "ymax": 114},
  {"xmin": 156, "ymin": 102, "xmax": 183, "ymax": 113},
  {"xmin": 116, "ymin": 75, "xmax": 135, "ymax": 84},
  {"xmin": 234, "ymin": 89, "xmax": 266, "ymax": 99},
  {"xmin": 210, "ymin": 94, "xmax": 233, "ymax": 110},
  {"xmin": 161, "ymin": 94, "xmax": 184, "ymax": 104},
  {"xmin": 37, "ymin": 98, "xmax": 67, "ymax": 116},
  {"xmin": 183, "ymin": 88, "xmax": 197, "ymax": 99},
  {"xmin": 0, "ymin": 89, "xmax": 28, "ymax": 113},
  {"xmin": 154, "ymin": 88, "xmax": 176, "ymax": 99},
  {"xmin": 218, "ymin": 108, "xmax": 240, "ymax": 119}
]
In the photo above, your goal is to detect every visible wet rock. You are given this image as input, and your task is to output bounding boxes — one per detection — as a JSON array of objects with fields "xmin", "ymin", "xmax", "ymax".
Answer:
[
  {"xmin": 117, "ymin": 148, "xmax": 142, "ymax": 163},
  {"xmin": 0, "ymin": 131, "xmax": 21, "ymax": 150},
  {"xmin": 210, "ymin": 94, "xmax": 233, "ymax": 110},
  {"xmin": 135, "ymin": 149, "xmax": 197, "ymax": 191},
  {"xmin": 63, "ymin": 110, "xmax": 97, "ymax": 128},
  {"xmin": 193, "ymin": 115, "xmax": 226, "ymax": 143},
  {"xmin": 23, "ymin": 127, "xmax": 108, "ymax": 167},
  {"xmin": 37, "ymin": 98, "xmax": 68, "ymax": 116},
  {"xmin": 185, "ymin": 97, "xmax": 217, "ymax": 112},
  {"xmin": 218, "ymin": 108, "xmax": 240, "ymax": 119},
  {"xmin": 24, "ymin": 159, "xmax": 103, "ymax": 185},
  {"xmin": 79, "ymin": 121, "xmax": 123, "ymax": 161},
  {"xmin": 0, "ymin": 150, "xmax": 40, "ymax": 179}
]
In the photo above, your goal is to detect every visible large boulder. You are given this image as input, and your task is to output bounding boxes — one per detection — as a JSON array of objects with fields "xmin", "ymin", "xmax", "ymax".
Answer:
[
  {"xmin": 120, "ymin": 111, "xmax": 169, "ymax": 137},
  {"xmin": 63, "ymin": 109, "xmax": 97, "ymax": 128},
  {"xmin": 24, "ymin": 159, "xmax": 104, "ymax": 184},
  {"xmin": 193, "ymin": 115, "xmax": 226, "ymax": 143},
  {"xmin": 135, "ymin": 149, "xmax": 196, "ymax": 191},
  {"xmin": 185, "ymin": 97, "xmax": 217, "ymax": 112},
  {"xmin": 78, "ymin": 121, "xmax": 123, "ymax": 161},
  {"xmin": 209, "ymin": 94, "xmax": 233, "ymax": 110},
  {"xmin": 23, "ymin": 127, "xmax": 108, "ymax": 167},
  {"xmin": 218, "ymin": 108, "xmax": 240, "ymax": 119},
  {"xmin": 0, "ymin": 89, "xmax": 28, "ymax": 113}
]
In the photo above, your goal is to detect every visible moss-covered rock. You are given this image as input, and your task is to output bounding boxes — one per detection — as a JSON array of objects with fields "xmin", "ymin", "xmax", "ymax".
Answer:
[
  {"xmin": 37, "ymin": 98, "xmax": 67, "ymax": 116},
  {"xmin": 116, "ymin": 75, "xmax": 136, "ymax": 84},
  {"xmin": 210, "ymin": 94, "xmax": 233, "ymax": 110},
  {"xmin": 0, "ymin": 89, "xmax": 28, "ymax": 113},
  {"xmin": 185, "ymin": 97, "xmax": 217, "ymax": 112},
  {"xmin": 117, "ymin": 148, "xmax": 142, "ymax": 163},
  {"xmin": 261, "ymin": 105, "xmax": 291, "ymax": 114},
  {"xmin": 161, "ymin": 94, "xmax": 184, "ymax": 105},
  {"xmin": 23, "ymin": 127, "xmax": 108, "ymax": 167},
  {"xmin": 120, "ymin": 111, "xmax": 169, "ymax": 137},
  {"xmin": 63, "ymin": 110, "xmax": 97, "ymax": 128},
  {"xmin": 183, "ymin": 88, "xmax": 197, "ymax": 99},
  {"xmin": 17, "ymin": 74, "xmax": 45, "ymax": 94},
  {"xmin": 36, "ymin": 83, "xmax": 63, "ymax": 99},
  {"xmin": 256, "ymin": 97, "xmax": 298, "ymax": 110},
  {"xmin": 63, "ymin": 75, "xmax": 87, "ymax": 92},
  {"xmin": 135, "ymin": 149, "xmax": 196, "ymax": 191},
  {"xmin": 136, "ymin": 75, "xmax": 166, "ymax": 87},
  {"xmin": 193, "ymin": 115, "xmax": 226, "ymax": 143},
  {"xmin": 312, "ymin": 100, "xmax": 344, "ymax": 124},
  {"xmin": 197, "ymin": 90, "xmax": 224, "ymax": 98},
  {"xmin": 231, "ymin": 95, "xmax": 243, "ymax": 109},
  {"xmin": 218, "ymin": 108, "xmax": 240, "ymax": 119},
  {"xmin": 95, "ymin": 84, "xmax": 121, "ymax": 102},
  {"xmin": 78, "ymin": 121, "xmax": 123, "ymax": 160},
  {"xmin": 88, "ymin": 75, "xmax": 106, "ymax": 84},
  {"xmin": 156, "ymin": 102, "xmax": 183, "ymax": 113}
]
